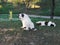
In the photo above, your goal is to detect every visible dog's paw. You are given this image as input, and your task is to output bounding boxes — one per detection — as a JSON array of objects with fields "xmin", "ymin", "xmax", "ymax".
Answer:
[
  {"xmin": 29, "ymin": 28, "xmax": 37, "ymax": 31},
  {"xmin": 33, "ymin": 28, "xmax": 37, "ymax": 31},
  {"xmin": 21, "ymin": 27, "xmax": 29, "ymax": 30}
]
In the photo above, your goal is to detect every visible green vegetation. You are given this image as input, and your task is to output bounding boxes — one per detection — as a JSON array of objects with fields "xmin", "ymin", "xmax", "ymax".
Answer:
[{"xmin": 0, "ymin": 0, "xmax": 60, "ymax": 16}]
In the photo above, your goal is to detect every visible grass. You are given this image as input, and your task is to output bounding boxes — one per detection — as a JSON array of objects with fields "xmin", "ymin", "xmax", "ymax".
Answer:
[{"xmin": 0, "ymin": 17, "xmax": 60, "ymax": 45}]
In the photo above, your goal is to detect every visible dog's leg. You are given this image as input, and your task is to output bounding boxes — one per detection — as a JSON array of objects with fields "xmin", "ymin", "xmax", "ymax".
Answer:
[{"xmin": 24, "ymin": 27, "xmax": 29, "ymax": 30}]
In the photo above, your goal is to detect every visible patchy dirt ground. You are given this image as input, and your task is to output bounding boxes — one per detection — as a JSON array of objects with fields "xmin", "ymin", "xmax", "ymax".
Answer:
[{"xmin": 0, "ymin": 28, "xmax": 60, "ymax": 45}]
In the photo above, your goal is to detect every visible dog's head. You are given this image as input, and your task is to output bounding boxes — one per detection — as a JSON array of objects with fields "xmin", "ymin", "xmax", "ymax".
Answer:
[
  {"xmin": 19, "ymin": 13, "xmax": 30, "ymax": 20},
  {"xmin": 19, "ymin": 13, "xmax": 24, "ymax": 19},
  {"xmin": 48, "ymin": 21, "xmax": 56, "ymax": 27}
]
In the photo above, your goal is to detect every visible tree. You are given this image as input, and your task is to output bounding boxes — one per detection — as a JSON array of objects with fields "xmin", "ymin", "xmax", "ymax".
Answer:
[{"xmin": 23, "ymin": 0, "xmax": 40, "ymax": 8}]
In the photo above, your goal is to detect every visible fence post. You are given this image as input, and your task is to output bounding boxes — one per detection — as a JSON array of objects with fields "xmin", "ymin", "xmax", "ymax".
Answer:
[
  {"xmin": 51, "ymin": 0, "xmax": 55, "ymax": 19},
  {"xmin": 9, "ymin": 10, "xmax": 12, "ymax": 20}
]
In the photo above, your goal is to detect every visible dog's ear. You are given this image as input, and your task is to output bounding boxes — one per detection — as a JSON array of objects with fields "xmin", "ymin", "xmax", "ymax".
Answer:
[{"xmin": 21, "ymin": 13, "xmax": 24, "ymax": 17}]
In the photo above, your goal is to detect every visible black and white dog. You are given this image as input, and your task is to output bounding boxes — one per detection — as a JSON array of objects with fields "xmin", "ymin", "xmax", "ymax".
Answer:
[
  {"xmin": 19, "ymin": 13, "xmax": 37, "ymax": 31},
  {"xmin": 36, "ymin": 21, "xmax": 56, "ymax": 27}
]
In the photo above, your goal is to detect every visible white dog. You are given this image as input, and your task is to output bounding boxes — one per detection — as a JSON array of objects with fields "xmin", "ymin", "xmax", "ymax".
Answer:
[
  {"xmin": 36, "ymin": 21, "xmax": 56, "ymax": 27},
  {"xmin": 19, "ymin": 13, "xmax": 36, "ymax": 31}
]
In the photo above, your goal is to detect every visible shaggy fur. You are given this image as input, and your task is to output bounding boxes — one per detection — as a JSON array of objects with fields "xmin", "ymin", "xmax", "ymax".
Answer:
[{"xmin": 19, "ymin": 13, "xmax": 36, "ymax": 31}]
